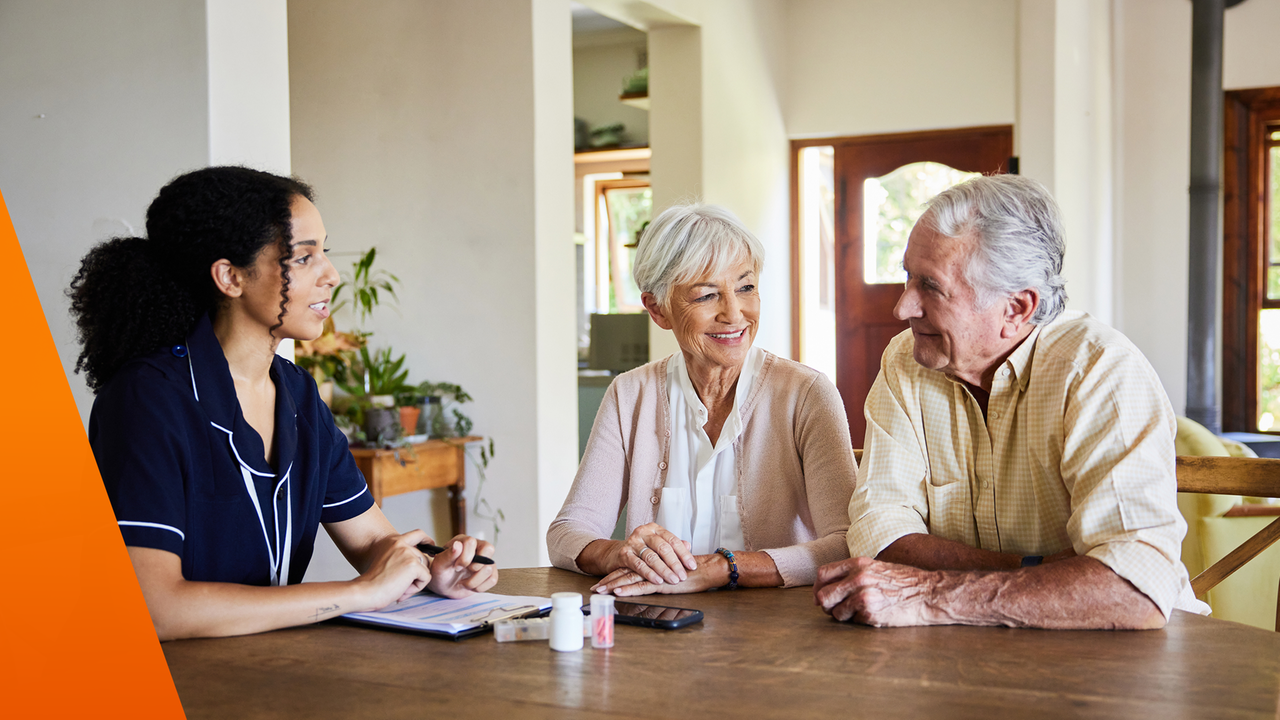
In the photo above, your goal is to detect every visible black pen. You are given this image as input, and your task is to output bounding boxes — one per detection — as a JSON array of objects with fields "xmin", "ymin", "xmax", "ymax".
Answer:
[{"xmin": 418, "ymin": 542, "xmax": 495, "ymax": 565}]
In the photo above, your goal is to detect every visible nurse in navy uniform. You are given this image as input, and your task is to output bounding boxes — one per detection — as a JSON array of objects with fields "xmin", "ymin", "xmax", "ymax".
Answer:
[{"xmin": 70, "ymin": 166, "xmax": 497, "ymax": 640}]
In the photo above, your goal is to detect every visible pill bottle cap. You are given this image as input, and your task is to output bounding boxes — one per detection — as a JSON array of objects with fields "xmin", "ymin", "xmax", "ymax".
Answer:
[
  {"xmin": 551, "ymin": 592, "xmax": 583, "ymax": 610},
  {"xmin": 589, "ymin": 594, "xmax": 615, "ymax": 614}
]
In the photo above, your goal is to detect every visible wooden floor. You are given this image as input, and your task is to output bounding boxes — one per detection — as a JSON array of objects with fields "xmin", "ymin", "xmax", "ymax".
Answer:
[{"xmin": 163, "ymin": 568, "xmax": 1280, "ymax": 719}]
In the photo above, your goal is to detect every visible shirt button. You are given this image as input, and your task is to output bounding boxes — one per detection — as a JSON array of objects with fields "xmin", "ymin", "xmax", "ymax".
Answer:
[
  {"xmin": 982, "ymin": 481, "xmax": 990, "ymax": 489},
  {"xmin": 650, "ymin": 496, "xmax": 659, "ymax": 505},
  {"xmin": 659, "ymin": 461, "xmax": 667, "ymax": 470},
  {"xmin": 665, "ymin": 430, "xmax": 671, "ymax": 437},
  {"xmin": 999, "ymin": 368, "xmax": 1010, "ymax": 378},
  {"xmin": 991, "ymin": 411, "xmax": 999, "ymax": 419}
]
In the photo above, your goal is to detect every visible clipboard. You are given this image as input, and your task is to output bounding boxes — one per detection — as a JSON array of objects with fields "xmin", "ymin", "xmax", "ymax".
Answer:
[{"xmin": 341, "ymin": 592, "xmax": 553, "ymax": 641}]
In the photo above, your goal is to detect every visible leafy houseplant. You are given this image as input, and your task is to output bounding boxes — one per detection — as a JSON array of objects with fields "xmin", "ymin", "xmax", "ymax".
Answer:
[
  {"xmin": 333, "ymin": 247, "xmax": 399, "ymax": 325},
  {"xmin": 416, "ymin": 381, "xmax": 475, "ymax": 439},
  {"xmin": 297, "ymin": 246, "xmax": 395, "ymax": 394},
  {"xmin": 344, "ymin": 346, "xmax": 413, "ymax": 447}
]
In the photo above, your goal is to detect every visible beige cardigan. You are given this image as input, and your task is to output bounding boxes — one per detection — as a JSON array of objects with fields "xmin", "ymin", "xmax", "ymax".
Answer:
[{"xmin": 547, "ymin": 351, "xmax": 857, "ymax": 587}]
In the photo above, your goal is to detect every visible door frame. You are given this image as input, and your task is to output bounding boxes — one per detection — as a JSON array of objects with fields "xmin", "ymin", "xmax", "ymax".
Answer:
[
  {"xmin": 789, "ymin": 126, "xmax": 1015, "ymax": 359},
  {"xmin": 789, "ymin": 125, "xmax": 1014, "ymax": 443}
]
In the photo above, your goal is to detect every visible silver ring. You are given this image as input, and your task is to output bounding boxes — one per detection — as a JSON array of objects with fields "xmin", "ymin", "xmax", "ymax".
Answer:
[{"xmin": 637, "ymin": 547, "xmax": 653, "ymax": 562}]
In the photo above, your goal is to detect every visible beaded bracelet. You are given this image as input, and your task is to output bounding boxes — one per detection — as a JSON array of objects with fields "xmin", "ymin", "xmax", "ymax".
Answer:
[{"xmin": 715, "ymin": 547, "xmax": 739, "ymax": 590}]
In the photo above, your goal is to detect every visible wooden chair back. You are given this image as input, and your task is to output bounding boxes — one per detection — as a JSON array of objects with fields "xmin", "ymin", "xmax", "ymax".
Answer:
[{"xmin": 1176, "ymin": 455, "xmax": 1280, "ymax": 631}]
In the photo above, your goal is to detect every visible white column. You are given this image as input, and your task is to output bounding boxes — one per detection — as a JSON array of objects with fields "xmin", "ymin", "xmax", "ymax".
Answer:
[
  {"xmin": 1017, "ymin": 0, "xmax": 1114, "ymax": 325},
  {"xmin": 532, "ymin": 0, "xmax": 580, "ymax": 566},
  {"xmin": 647, "ymin": 24, "xmax": 702, "ymax": 361}
]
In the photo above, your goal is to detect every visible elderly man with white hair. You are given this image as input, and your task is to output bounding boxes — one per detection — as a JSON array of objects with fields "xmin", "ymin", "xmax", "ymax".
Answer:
[
  {"xmin": 548, "ymin": 203, "xmax": 857, "ymax": 595},
  {"xmin": 815, "ymin": 174, "xmax": 1210, "ymax": 629}
]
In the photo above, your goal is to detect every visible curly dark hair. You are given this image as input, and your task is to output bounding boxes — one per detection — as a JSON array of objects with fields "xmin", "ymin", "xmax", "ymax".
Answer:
[{"xmin": 69, "ymin": 166, "xmax": 315, "ymax": 391}]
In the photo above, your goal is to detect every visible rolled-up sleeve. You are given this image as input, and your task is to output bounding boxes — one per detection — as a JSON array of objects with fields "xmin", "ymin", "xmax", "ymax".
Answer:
[
  {"xmin": 1062, "ymin": 343, "xmax": 1207, "ymax": 618},
  {"xmin": 847, "ymin": 348, "xmax": 932, "ymax": 560}
]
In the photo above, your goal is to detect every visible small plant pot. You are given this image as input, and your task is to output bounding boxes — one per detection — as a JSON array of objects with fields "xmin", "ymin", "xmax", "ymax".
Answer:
[
  {"xmin": 364, "ymin": 407, "xmax": 399, "ymax": 446},
  {"xmin": 423, "ymin": 396, "xmax": 447, "ymax": 438},
  {"xmin": 398, "ymin": 406, "xmax": 422, "ymax": 437}
]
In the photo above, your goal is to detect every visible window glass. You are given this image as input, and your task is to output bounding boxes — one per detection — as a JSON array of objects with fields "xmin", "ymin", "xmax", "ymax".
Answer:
[
  {"xmin": 1269, "ymin": 144, "xmax": 1280, "ymax": 301},
  {"xmin": 603, "ymin": 186, "xmax": 650, "ymax": 313},
  {"xmin": 863, "ymin": 162, "xmax": 980, "ymax": 284},
  {"xmin": 1259, "ymin": 308, "xmax": 1280, "ymax": 431}
]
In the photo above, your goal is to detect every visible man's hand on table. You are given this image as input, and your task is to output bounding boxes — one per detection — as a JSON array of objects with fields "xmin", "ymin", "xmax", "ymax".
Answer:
[
  {"xmin": 813, "ymin": 554, "xmax": 1168, "ymax": 630},
  {"xmin": 813, "ymin": 557, "xmax": 950, "ymax": 626}
]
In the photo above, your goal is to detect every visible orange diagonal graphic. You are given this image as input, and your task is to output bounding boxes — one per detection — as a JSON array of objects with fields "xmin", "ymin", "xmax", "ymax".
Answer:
[{"xmin": 0, "ymin": 187, "xmax": 185, "ymax": 718}]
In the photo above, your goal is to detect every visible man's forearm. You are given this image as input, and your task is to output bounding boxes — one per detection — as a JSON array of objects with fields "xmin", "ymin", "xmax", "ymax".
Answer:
[
  {"xmin": 877, "ymin": 533, "xmax": 1024, "ymax": 571},
  {"xmin": 916, "ymin": 556, "xmax": 1165, "ymax": 630}
]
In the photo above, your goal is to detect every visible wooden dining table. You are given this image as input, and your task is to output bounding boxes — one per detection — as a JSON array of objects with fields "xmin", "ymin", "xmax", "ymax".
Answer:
[{"xmin": 162, "ymin": 567, "xmax": 1280, "ymax": 719}]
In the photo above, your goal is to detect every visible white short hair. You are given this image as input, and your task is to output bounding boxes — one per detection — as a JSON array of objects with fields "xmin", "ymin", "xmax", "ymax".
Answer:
[
  {"xmin": 922, "ymin": 175, "xmax": 1068, "ymax": 325},
  {"xmin": 632, "ymin": 203, "xmax": 765, "ymax": 308}
]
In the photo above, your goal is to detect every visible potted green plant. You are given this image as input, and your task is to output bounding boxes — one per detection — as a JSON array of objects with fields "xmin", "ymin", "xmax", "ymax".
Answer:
[
  {"xmin": 394, "ymin": 388, "xmax": 426, "ymax": 437},
  {"xmin": 333, "ymin": 247, "xmax": 399, "ymax": 325},
  {"xmin": 344, "ymin": 346, "xmax": 412, "ymax": 447},
  {"xmin": 416, "ymin": 381, "xmax": 475, "ymax": 438}
]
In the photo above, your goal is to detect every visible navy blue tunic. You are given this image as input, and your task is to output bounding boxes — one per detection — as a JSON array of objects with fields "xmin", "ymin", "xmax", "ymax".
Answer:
[{"xmin": 89, "ymin": 314, "xmax": 374, "ymax": 586}]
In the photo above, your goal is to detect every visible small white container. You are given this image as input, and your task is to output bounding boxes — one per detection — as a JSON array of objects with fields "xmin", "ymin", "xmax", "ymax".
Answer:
[
  {"xmin": 549, "ymin": 592, "xmax": 584, "ymax": 652},
  {"xmin": 493, "ymin": 617, "xmax": 551, "ymax": 642},
  {"xmin": 589, "ymin": 594, "xmax": 615, "ymax": 649}
]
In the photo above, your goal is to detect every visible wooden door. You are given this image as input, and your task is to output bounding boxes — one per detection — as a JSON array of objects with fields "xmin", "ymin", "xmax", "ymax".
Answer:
[{"xmin": 831, "ymin": 127, "xmax": 1013, "ymax": 445}]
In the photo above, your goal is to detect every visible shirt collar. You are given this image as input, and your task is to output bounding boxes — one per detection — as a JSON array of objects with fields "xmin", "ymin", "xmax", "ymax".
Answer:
[
  {"xmin": 185, "ymin": 314, "xmax": 296, "ymax": 477},
  {"xmin": 669, "ymin": 346, "xmax": 763, "ymax": 445},
  {"xmin": 1003, "ymin": 323, "xmax": 1044, "ymax": 393}
]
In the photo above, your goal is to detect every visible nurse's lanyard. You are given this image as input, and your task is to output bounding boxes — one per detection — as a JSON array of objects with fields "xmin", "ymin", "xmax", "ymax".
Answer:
[{"xmin": 211, "ymin": 422, "xmax": 293, "ymax": 586}]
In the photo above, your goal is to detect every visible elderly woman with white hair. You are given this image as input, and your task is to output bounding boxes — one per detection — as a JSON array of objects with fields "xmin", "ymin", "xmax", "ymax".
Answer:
[{"xmin": 547, "ymin": 203, "xmax": 857, "ymax": 596}]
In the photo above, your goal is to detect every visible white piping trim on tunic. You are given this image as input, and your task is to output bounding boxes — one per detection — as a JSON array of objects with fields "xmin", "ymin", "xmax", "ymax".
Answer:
[
  {"xmin": 210, "ymin": 421, "xmax": 293, "ymax": 586},
  {"xmin": 323, "ymin": 487, "xmax": 368, "ymax": 509},
  {"xmin": 118, "ymin": 520, "xmax": 186, "ymax": 541},
  {"xmin": 209, "ymin": 422, "xmax": 274, "ymax": 477},
  {"xmin": 187, "ymin": 355, "xmax": 199, "ymax": 401}
]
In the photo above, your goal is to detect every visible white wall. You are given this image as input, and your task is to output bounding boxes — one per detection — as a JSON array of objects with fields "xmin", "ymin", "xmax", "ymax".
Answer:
[
  {"xmin": 627, "ymin": 0, "xmax": 793, "ymax": 360},
  {"xmin": 574, "ymin": 30, "xmax": 649, "ymax": 147},
  {"xmin": 1223, "ymin": 0, "xmax": 1280, "ymax": 89},
  {"xmin": 1049, "ymin": 0, "xmax": 1115, "ymax": 325},
  {"xmin": 290, "ymin": 0, "xmax": 577, "ymax": 571},
  {"xmin": 0, "ymin": 0, "xmax": 291, "ymax": 425},
  {"xmin": 1112, "ymin": 0, "xmax": 1280, "ymax": 415},
  {"xmin": 207, "ymin": 0, "xmax": 292, "ymax": 174},
  {"xmin": 699, "ymin": 0, "xmax": 791, "ymax": 357},
  {"xmin": 785, "ymin": 0, "xmax": 1017, "ymax": 138}
]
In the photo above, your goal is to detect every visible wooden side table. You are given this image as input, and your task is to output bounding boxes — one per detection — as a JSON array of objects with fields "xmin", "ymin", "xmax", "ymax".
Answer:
[{"xmin": 348, "ymin": 436, "xmax": 481, "ymax": 538}]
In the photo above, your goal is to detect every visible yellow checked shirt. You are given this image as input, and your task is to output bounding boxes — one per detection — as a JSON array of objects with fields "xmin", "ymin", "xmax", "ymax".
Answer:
[{"xmin": 848, "ymin": 311, "xmax": 1209, "ymax": 618}]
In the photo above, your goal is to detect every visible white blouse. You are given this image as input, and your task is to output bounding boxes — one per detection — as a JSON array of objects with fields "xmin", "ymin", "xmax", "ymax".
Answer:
[{"xmin": 656, "ymin": 346, "xmax": 765, "ymax": 555}]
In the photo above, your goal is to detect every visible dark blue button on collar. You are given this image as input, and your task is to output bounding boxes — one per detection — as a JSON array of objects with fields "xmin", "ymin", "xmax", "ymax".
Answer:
[{"xmin": 171, "ymin": 345, "xmax": 188, "ymax": 358}]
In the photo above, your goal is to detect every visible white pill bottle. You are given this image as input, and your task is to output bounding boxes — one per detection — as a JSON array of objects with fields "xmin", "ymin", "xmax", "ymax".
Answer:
[{"xmin": 549, "ymin": 592, "xmax": 584, "ymax": 652}]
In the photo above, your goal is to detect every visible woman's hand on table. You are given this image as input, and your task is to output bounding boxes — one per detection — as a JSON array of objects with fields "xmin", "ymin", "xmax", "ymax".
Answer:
[
  {"xmin": 426, "ymin": 534, "xmax": 499, "ymax": 599},
  {"xmin": 592, "ymin": 552, "xmax": 727, "ymax": 596},
  {"xmin": 353, "ymin": 529, "xmax": 435, "ymax": 610},
  {"xmin": 610, "ymin": 523, "xmax": 698, "ymax": 585}
]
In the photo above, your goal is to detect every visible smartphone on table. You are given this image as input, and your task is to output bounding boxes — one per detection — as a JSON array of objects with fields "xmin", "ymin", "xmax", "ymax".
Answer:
[{"xmin": 584, "ymin": 600, "xmax": 704, "ymax": 629}]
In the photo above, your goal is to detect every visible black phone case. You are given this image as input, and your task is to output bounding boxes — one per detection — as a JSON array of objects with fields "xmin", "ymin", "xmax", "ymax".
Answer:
[
  {"xmin": 587, "ymin": 603, "xmax": 705, "ymax": 630},
  {"xmin": 614, "ymin": 610, "xmax": 703, "ymax": 629}
]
